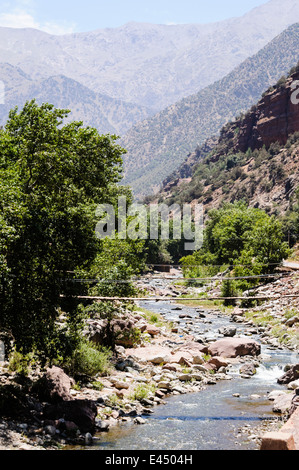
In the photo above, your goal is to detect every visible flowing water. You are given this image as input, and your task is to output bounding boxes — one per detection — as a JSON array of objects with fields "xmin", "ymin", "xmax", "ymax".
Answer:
[{"xmin": 92, "ymin": 299, "xmax": 298, "ymax": 451}]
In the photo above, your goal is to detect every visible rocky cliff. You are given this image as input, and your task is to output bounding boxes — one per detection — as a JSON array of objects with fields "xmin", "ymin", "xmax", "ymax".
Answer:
[
  {"xmin": 219, "ymin": 71, "xmax": 299, "ymax": 155},
  {"xmin": 158, "ymin": 66, "xmax": 299, "ymax": 215}
]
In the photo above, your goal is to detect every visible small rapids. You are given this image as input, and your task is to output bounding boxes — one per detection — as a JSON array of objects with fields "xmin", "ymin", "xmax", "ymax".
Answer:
[{"xmin": 90, "ymin": 299, "xmax": 298, "ymax": 451}]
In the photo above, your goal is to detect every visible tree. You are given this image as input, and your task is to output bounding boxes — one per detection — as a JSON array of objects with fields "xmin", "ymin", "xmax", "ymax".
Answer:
[
  {"xmin": 180, "ymin": 202, "xmax": 291, "ymax": 294},
  {"xmin": 0, "ymin": 100, "xmax": 126, "ymax": 358}
]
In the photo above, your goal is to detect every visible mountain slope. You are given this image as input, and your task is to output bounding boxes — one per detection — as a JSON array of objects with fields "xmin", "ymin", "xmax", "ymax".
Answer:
[
  {"xmin": 157, "ymin": 66, "xmax": 299, "ymax": 216},
  {"xmin": 121, "ymin": 23, "xmax": 299, "ymax": 198},
  {"xmin": 0, "ymin": 65, "xmax": 151, "ymax": 135}
]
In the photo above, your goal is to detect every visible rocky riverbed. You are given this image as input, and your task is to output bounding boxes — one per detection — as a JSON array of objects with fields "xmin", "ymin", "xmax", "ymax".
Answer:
[{"xmin": 0, "ymin": 269, "xmax": 298, "ymax": 450}]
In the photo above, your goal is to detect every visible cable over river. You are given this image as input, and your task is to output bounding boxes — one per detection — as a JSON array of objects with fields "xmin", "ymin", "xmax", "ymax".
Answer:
[{"xmin": 88, "ymin": 299, "xmax": 298, "ymax": 451}]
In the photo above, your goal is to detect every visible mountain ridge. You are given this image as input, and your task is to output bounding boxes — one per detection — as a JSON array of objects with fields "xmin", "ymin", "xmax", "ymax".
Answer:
[
  {"xmin": 156, "ymin": 66, "xmax": 299, "ymax": 217},
  {"xmin": 121, "ymin": 22, "xmax": 299, "ymax": 198}
]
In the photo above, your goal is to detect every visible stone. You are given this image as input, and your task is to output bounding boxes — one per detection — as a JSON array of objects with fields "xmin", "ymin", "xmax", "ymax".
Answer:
[
  {"xmin": 272, "ymin": 393, "xmax": 294, "ymax": 414},
  {"xmin": 268, "ymin": 390, "xmax": 287, "ymax": 401},
  {"xmin": 43, "ymin": 400, "xmax": 97, "ymax": 433},
  {"xmin": 110, "ymin": 379, "xmax": 130, "ymax": 390},
  {"xmin": 178, "ymin": 374, "xmax": 193, "ymax": 382},
  {"xmin": 192, "ymin": 355, "xmax": 205, "ymax": 365},
  {"xmin": 208, "ymin": 338, "xmax": 261, "ymax": 358},
  {"xmin": 285, "ymin": 316, "xmax": 299, "ymax": 327},
  {"xmin": 145, "ymin": 325, "xmax": 161, "ymax": 336},
  {"xmin": 277, "ymin": 364, "xmax": 299, "ymax": 385},
  {"xmin": 36, "ymin": 366, "xmax": 74, "ymax": 404},
  {"xmin": 44, "ymin": 424, "xmax": 57, "ymax": 437},
  {"xmin": 95, "ymin": 419, "xmax": 110, "ymax": 432},
  {"xmin": 218, "ymin": 326, "xmax": 237, "ymax": 337},
  {"xmin": 287, "ymin": 380, "xmax": 299, "ymax": 390},
  {"xmin": 239, "ymin": 363, "xmax": 257, "ymax": 376},
  {"xmin": 134, "ymin": 417, "xmax": 146, "ymax": 425},
  {"xmin": 151, "ymin": 355, "xmax": 172, "ymax": 365},
  {"xmin": 260, "ymin": 432, "xmax": 296, "ymax": 451},
  {"xmin": 208, "ymin": 356, "xmax": 229, "ymax": 370},
  {"xmin": 85, "ymin": 433, "xmax": 93, "ymax": 446}
]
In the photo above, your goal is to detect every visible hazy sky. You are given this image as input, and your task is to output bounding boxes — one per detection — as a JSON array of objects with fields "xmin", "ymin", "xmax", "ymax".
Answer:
[{"xmin": 0, "ymin": 0, "xmax": 270, "ymax": 34}]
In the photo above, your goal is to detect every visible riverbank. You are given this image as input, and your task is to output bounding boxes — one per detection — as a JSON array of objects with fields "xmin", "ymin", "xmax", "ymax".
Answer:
[{"xmin": 0, "ymin": 269, "xmax": 298, "ymax": 451}]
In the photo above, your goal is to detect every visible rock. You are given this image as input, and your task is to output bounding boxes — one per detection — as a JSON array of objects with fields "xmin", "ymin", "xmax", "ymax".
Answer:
[
  {"xmin": 150, "ymin": 355, "xmax": 172, "ymax": 365},
  {"xmin": 208, "ymin": 356, "xmax": 229, "ymax": 370},
  {"xmin": 110, "ymin": 378, "xmax": 130, "ymax": 390},
  {"xmin": 134, "ymin": 417, "xmax": 146, "ymax": 425},
  {"xmin": 145, "ymin": 325, "xmax": 160, "ymax": 336},
  {"xmin": 85, "ymin": 433, "xmax": 93, "ymax": 446},
  {"xmin": 37, "ymin": 366, "xmax": 73, "ymax": 403},
  {"xmin": 239, "ymin": 363, "xmax": 257, "ymax": 376},
  {"xmin": 178, "ymin": 374, "xmax": 193, "ymax": 382},
  {"xmin": 95, "ymin": 419, "xmax": 109, "ymax": 432},
  {"xmin": 192, "ymin": 355, "xmax": 205, "ymax": 365},
  {"xmin": 44, "ymin": 425, "xmax": 57, "ymax": 437},
  {"xmin": 277, "ymin": 364, "xmax": 299, "ymax": 385},
  {"xmin": 267, "ymin": 390, "xmax": 287, "ymax": 401},
  {"xmin": 272, "ymin": 393, "xmax": 294, "ymax": 414},
  {"xmin": 218, "ymin": 326, "xmax": 237, "ymax": 337},
  {"xmin": 260, "ymin": 432, "xmax": 296, "ymax": 451},
  {"xmin": 285, "ymin": 316, "xmax": 299, "ymax": 327},
  {"xmin": 43, "ymin": 400, "xmax": 97, "ymax": 434},
  {"xmin": 162, "ymin": 364, "xmax": 179, "ymax": 372},
  {"xmin": 208, "ymin": 338, "xmax": 261, "ymax": 358},
  {"xmin": 287, "ymin": 379, "xmax": 299, "ymax": 390}
]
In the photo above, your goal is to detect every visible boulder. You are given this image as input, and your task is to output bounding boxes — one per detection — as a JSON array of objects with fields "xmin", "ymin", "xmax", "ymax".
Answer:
[
  {"xmin": 145, "ymin": 325, "xmax": 161, "ymax": 336},
  {"xmin": 272, "ymin": 393, "xmax": 294, "ymax": 414},
  {"xmin": 218, "ymin": 326, "xmax": 237, "ymax": 337},
  {"xmin": 239, "ymin": 363, "xmax": 257, "ymax": 377},
  {"xmin": 277, "ymin": 364, "xmax": 299, "ymax": 385},
  {"xmin": 43, "ymin": 400, "xmax": 98, "ymax": 433},
  {"xmin": 208, "ymin": 356, "xmax": 229, "ymax": 370},
  {"xmin": 37, "ymin": 366, "xmax": 74, "ymax": 403},
  {"xmin": 208, "ymin": 338, "xmax": 261, "ymax": 358}
]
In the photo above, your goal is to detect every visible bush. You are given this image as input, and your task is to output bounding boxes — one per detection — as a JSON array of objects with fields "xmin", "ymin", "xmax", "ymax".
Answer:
[{"xmin": 65, "ymin": 340, "xmax": 112, "ymax": 378}]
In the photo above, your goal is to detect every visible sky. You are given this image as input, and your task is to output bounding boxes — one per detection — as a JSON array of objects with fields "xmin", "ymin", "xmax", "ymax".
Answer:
[{"xmin": 0, "ymin": 0, "xmax": 271, "ymax": 34}]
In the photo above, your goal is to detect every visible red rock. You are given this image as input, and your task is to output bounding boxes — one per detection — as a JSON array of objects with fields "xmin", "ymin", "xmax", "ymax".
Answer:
[
  {"xmin": 208, "ymin": 338, "xmax": 261, "ymax": 358},
  {"xmin": 260, "ymin": 432, "xmax": 295, "ymax": 451}
]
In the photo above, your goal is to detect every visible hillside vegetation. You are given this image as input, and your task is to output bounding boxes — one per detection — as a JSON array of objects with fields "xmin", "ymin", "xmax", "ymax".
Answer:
[
  {"xmin": 158, "ymin": 65, "xmax": 299, "ymax": 222},
  {"xmin": 121, "ymin": 23, "xmax": 299, "ymax": 198}
]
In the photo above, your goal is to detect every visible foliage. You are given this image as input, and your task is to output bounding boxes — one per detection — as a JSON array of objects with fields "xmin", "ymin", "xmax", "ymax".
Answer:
[
  {"xmin": 180, "ymin": 202, "xmax": 291, "ymax": 302},
  {"xmin": 0, "ymin": 100, "xmax": 125, "ymax": 358},
  {"xmin": 122, "ymin": 27, "xmax": 299, "ymax": 198},
  {"xmin": 65, "ymin": 339, "xmax": 112, "ymax": 378}
]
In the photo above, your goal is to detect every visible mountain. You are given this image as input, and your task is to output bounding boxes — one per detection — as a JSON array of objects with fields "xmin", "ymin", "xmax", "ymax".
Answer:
[
  {"xmin": 1, "ymin": 0, "xmax": 299, "ymax": 115},
  {"xmin": 157, "ymin": 66, "xmax": 299, "ymax": 216},
  {"xmin": 121, "ymin": 22, "xmax": 299, "ymax": 198},
  {"xmin": 0, "ymin": 64, "xmax": 152, "ymax": 135}
]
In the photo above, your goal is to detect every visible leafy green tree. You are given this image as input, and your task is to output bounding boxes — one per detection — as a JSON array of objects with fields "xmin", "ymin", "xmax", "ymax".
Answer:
[
  {"xmin": 180, "ymin": 202, "xmax": 291, "ymax": 297},
  {"xmin": 0, "ymin": 100, "xmax": 125, "ymax": 358}
]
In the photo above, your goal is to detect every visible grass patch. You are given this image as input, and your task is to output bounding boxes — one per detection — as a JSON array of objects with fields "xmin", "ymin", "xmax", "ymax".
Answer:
[
  {"xmin": 133, "ymin": 306, "xmax": 171, "ymax": 329},
  {"xmin": 129, "ymin": 383, "xmax": 156, "ymax": 401},
  {"xmin": 244, "ymin": 309, "xmax": 299, "ymax": 349}
]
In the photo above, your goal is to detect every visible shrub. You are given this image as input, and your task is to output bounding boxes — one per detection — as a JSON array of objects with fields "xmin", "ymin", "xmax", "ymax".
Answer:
[{"xmin": 65, "ymin": 340, "xmax": 112, "ymax": 378}]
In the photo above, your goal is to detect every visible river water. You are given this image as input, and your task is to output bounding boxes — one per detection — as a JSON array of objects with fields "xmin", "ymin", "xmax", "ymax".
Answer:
[{"xmin": 92, "ymin": 299, "xmax": 298, "ymax": 451}]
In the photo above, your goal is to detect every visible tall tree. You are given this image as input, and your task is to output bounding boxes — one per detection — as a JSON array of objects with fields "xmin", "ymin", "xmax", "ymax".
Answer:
[{"xmin": 0, "ymin": 100, "xmax": 125, "ymax": 357}]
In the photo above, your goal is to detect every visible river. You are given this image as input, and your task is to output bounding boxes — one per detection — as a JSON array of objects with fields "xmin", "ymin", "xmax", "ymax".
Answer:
[{"xmin": 89, "ymin": 298, "xmax": 298, "ymax": 451}]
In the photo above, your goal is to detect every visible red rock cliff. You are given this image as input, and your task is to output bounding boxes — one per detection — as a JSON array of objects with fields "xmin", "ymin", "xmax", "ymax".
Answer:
[{"xmin": 221, "ymin": 71, "xmax": 299, "ymax": 154}]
